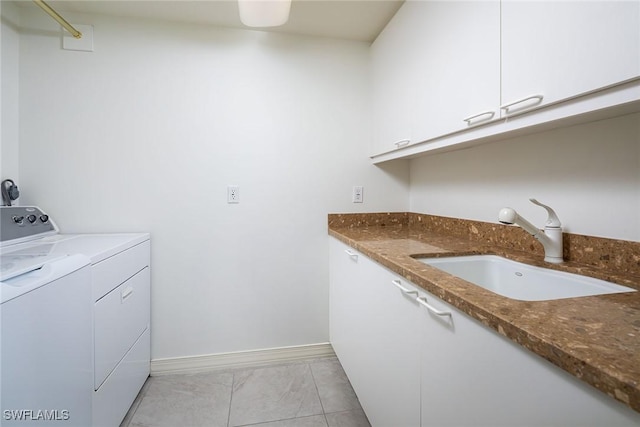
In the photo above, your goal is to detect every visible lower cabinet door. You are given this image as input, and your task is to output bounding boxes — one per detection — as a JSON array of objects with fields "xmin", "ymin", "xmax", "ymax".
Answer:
[
  {"xmin": 418, "ymin": 290, "xmax": 640, "ymax": 427},
  {"xmin": 329, "ymin": 237, "xmax": 421, "ymax": 427},
  {"xmin": 355, "ymin": 270, "xmax": 421, "ymax": 427},
  {"xmin": 329, "ymin": 238, "xmax": 367, "ymax": 395}
]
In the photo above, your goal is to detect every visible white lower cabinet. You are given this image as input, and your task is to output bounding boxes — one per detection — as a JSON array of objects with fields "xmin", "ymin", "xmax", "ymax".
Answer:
[
  {"xmin": 329, "ymin": 237, "xmax": 421, "ymax": 427},
  {"xmin": 418, "ymin": 290, "xmax": 640, "ymax": 427},
  {"xmin": 329, "ymin": 237, "xmax": 640, "ymax": 427}
]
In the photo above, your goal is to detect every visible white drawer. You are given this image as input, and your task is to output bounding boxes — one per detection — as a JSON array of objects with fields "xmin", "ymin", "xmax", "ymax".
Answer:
[
  {"xmin": 92, "ymin": 240, "xmax": 150, "ymax": 301},
  {"xmin": 93, "ymin": 328, "xmax": 150, "ymax": 427},
  {"xmin": 94, "ymin": 267, "xmax": 150, "ymax": 389}
]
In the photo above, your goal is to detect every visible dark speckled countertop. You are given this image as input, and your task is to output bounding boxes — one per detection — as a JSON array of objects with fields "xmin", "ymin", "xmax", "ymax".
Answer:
[{"xmin": 328, "ymin": 213, "xmax": 640, "ymax": 414}]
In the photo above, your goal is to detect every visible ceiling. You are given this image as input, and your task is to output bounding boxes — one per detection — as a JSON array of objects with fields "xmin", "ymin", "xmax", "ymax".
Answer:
[{"xmin": 20, "ymin": 0, "xmax": 404, "ymax": 43}]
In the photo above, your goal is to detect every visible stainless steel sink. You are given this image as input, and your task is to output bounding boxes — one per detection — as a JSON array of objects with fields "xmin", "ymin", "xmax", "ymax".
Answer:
[{"xmin": 418, "ymin": 255, "xmax": 636, "ymax": 301}]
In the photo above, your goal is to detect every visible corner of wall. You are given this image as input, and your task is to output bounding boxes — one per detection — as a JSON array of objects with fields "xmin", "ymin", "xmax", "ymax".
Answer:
[{"xmin": 1, "ymin": 0, "xmax": 22, "ymax": 183}]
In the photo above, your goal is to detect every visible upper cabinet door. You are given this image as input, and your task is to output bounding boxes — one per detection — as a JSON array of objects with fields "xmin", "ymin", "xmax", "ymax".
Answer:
[
  {"xmin": 412, "ymin": 1, "xmax": 501, "ymax": 143},
  {"xmin": 501, "ymin": 0, "xmax": 640, "ymax": 115},
  {"xmin": 370, "ymin": 1, "xmax": 423, "ymax": 157},
  {"xmin": 371, "ymin": 1, "xmax": 501, "ymax": 156}
]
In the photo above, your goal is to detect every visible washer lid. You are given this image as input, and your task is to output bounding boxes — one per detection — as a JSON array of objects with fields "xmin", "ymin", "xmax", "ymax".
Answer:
[
  {"xmin": 1, "ymin": 254, "xmax": 90, "ymax": 304},
  {"xmin": 0, "ymin": 243, "xmax": 69, "ymax": 281}
]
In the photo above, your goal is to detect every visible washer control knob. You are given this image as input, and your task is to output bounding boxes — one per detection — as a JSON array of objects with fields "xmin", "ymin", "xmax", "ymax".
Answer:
[
  {"xmin": 27, "ymin": 214, "xmax": 37, "ymax": 224},
  {"xmin": 40, "ymin": 214, "xmax": 49, "ymax": 223},
  {"xmin": 12, "ymin": 215, "xmax": 24, "ymax": 224}
]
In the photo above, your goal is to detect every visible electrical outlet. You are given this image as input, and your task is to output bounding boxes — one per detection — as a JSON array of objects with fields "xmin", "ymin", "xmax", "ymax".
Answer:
[
  {"xmin": 227, "ymin": 185, "xmax": 240, "ymax": 203},
  {"xmin": 353, "ymin": 186, "xmax": 364, "ymax": 203}
]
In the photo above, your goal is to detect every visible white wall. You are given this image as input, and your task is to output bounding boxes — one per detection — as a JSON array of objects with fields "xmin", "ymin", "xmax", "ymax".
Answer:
[
  {"xmin": 14, "ymin": 8, "xmax": 409, "ymax": 359},
  {"xmin": 1, "ymin": 1, "xmax": 20, "ymax": 181},
  {"xmin": 410, "ymin": 113, "xmax": 640, "ymax": 241}
]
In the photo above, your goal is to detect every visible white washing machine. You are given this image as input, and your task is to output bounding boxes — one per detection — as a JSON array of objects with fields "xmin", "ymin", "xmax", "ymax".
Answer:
[{"xmin": 1, "ymin": 207, "xmax": 151, "ymax": 427}]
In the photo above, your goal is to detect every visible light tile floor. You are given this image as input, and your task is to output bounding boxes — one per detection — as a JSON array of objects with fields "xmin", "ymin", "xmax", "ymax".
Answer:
[{"xmin": 120, "ymin": 357, "xmax": 371, "ymax": 427}]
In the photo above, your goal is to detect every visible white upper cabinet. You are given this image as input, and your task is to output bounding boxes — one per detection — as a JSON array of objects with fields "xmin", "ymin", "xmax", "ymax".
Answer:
[
  {"xmin": 371, "ymin": 1, "xmax": 501, "ymax": 156},
  {"xmin": 412, "ymin": 1, "xmax": 501, "ymax": 142},
  {"xmin": 370, "ymin": 0, "xmax": 640, "ymax": 162},
  {"xmin": 501, "ymin": 0, "xmax": 640, "ymax": 116},
  {"xmin": 370, "ymin": 2, "xmax": 419, "ymax": 156}
]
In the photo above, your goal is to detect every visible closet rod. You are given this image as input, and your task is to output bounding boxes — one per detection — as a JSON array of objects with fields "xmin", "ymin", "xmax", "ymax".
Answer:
[{"xmin": 32, "ymin": 0, "xmax": 82, "ymax": 39}]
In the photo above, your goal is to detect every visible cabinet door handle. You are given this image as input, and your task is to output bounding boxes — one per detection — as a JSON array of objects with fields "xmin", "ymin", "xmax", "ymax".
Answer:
[
  {"xmin": 463, "ymin": 110, "xmax": 495, "ymax": 126},
  {"xmin": 121, "ymin": 286, "xmax": 134, "ymax": 303},
  {"xmin": 393, "ymin": 139, "xmax": 410, "ymax": 148},
  {"xmin": 417, "ymin": 296, "xmax": 451, "ymax": 317},
  {"xmin": 344, "ymin": 249, "xmax": 358, "ymax": 260},
  {"xmin": 500, "ymin": 94, "xmax": 544, "ymax": 114},
  {"xmin": 391, "ymin": 279, "xmax": 419, "ymax": 297}
]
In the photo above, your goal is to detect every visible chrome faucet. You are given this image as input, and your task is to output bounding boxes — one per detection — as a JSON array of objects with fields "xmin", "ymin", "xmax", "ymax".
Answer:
[{"xmin": 498, "ymin": 199, "xmax": 564, "ymax": 264}]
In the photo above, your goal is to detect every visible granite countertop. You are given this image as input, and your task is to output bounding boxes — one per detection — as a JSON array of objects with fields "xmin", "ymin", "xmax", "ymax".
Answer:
[{"xmin": 328, "ymin": 218, "xmax": 640, "ymax": 414}]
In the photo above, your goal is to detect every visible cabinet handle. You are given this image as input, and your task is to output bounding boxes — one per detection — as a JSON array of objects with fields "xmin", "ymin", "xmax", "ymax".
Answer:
[
  {"xmin": 121, "ymin": 286, "xmax": 134, "ymax": 303},
  {"xmin": 463, "ymin": 111, "xmax": 495, "ymax": 126},
  {"xmin": 500, "ymin": 94, "xmax": 544, "ymax": 114},
  {"xmin": 391, "ymin": 279, "xmax": 419, "ymax": 297},
  {"xmin": 344, "ymin": 249, "xmax": 358, "ymax": 260},
  {"xmin": 417, "ymin": 296, "xmax": 451, "ymax": 317},
  {"xmin": 393, "ymin": 139, "xmax": 410, "ymax": 148}
]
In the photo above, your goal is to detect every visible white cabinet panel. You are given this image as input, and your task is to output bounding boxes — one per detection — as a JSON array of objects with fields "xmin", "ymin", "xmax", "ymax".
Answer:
[
  {"xmin": 329, "ymin": 237, "xmax": 420, "ymax": 427},
  {"xmin": 412, "ymin": 1, "xmax": 501, "ymax": 141},
  {"xmin": 372, "ymin": 0, "xmax": 501, "ymax": 156},
  {"xmin": 370, "ymin": 2, "xmax": 418, "ymax": 156},
  {"xmin": 501, "ymin": 0, "xmax": 640, "ymax": 114},
  {"xmin": 355, "ymin": 270, "xmax": 421, "ymax": 427},
  {"xmin": 419, "ymin": 289, "xmax": 640, "ymax": 427},
  {"xmin": 329, "ymin": 238, "xmax": 367, "ymax": 386}
]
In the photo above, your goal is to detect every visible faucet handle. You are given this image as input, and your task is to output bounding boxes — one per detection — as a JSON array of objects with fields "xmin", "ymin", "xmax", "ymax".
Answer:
[{"xmin": 529, "ymin": 198, "xmax": 561, "ymax": 228}]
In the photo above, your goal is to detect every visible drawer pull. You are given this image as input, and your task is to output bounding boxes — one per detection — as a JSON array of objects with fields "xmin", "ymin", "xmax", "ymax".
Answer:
[
  {"xmin": 344, "ymin": 249, "xmax": 358, "ymax": 260},
  {"xmin": 391, "ymin": 279, "xmax": 419, "ymax": 297},
  {"xmin": 500, "ymin": 94, "xmax": 544, "ymax": 114},
  {"xmin": 463, "ymin": 110, "xmax": 495, "ymax": 125},
  {"xmin": 394, "ymin": 139, "xmax": 410, "ymax": 148},
  {"xmin": 417, "ymin": 296, "xmax": 451, "ymax": 317},
  {"xmin": 121, "ymin": 287, "xmax": 134, "ymax": 303}
]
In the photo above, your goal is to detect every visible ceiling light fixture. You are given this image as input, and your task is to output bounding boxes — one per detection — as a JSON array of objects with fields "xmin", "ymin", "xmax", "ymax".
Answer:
[{"xmin": 238, "ymin": 0, "xmax": 292, "ymax": 28}]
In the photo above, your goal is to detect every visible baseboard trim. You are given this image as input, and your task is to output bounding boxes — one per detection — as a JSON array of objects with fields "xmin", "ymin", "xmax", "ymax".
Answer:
[{"xmin": 150, "ymin": 342, "xmax": 336, "ymax": 376}]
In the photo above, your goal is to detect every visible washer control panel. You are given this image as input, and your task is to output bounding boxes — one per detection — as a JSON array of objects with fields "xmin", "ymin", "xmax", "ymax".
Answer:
[{"xmin": 1, "ymin": 206, "xmax": 56, "ymax": 244}]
